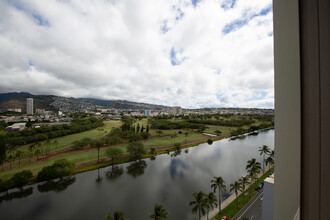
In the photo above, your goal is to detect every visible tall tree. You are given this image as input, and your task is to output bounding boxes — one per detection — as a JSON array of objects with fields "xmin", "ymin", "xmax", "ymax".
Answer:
[
  {"xmin": 96, "ymin": 142, "xmax": 102, "ymax": 163},
  {"xmin": 16, "ymin": 150, "xmax": 23, "ymax": 168},
  {"xmin": 105, "ymin": 211, "xmax": 128, "ymax": 220},
  {"xmin": 189, "ymin": 191, "xmax": 207, "ymax": 220},
  {"xmin": 156, "ymin": 130, "xmax": 163, "ymax": 137},
  {"xmin": 205, "ymin": 192, "xmax": 218, "ymax": 220},
  {"xmin": 211, "ymin": 176, "xmax": 226, "ymax": 215},
  {"xmin": 45, "ymin": 139, "xmax": 51, "ymax": 155},
  {"xmin": 28, "ymin": 144, "xmax": 36, "ymax": 162},
  {"xmin": 136, "ymin": 123, "xmax": 140, "ymax": 133},
  {"xmin": 53, "ymin": 140, "xmax": 59, "ymax": 152},
  {"xmin": 0, "ymin": 136, "xmax": 6, "ymax": 171},
  {"xmin": 230, "ymin": 181, "xmax": 242, "ymax": 209},
  {"xmin": 105, "ymin": 147, "xmax": 123, "ymax": 163},
  {"xmin": 239, "ymin": 176, "xmax": 250, "ymax": 203},
  {"xmin": 246, "ymin": 159, "xmax": 261, "ymax": 197},
  {"xmin": 149, "ymin": 203, "xmax": 170, "ymax": 220},
  {"xmin": 184, "ymin": 132, "xmax": 189, "ymax": 143},
  {"xmin": 126, "ymin": 142, "xmax": 146, "ymax": 159},
  {"xmin": 146, "ymin": 125, "xmax": 150, "ymax": 133},
  {"xmin": 265, "ymin": 156, "xmax": 274, "ymax": 169},
  {"xmin": 6, "ymin": 144, "xmax": 16, "ymax": 170},
  {"xmin": 259, "ymin": 145, "xmax": 270, "ymax": 174}
]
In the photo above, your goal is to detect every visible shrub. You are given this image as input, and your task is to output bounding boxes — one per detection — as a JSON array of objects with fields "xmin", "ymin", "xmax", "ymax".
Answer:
[
  {"xmin": 0, "ymin": 179, "xmax": 12, "ymax": 192},
  {"xmin": 207, "ymin": 139, "xmax": 213, "ymax": 145},
  {"xmin": 11, "ymin": 169, "xmax": 33, "ymax": 188},
  {"xmin": 174, "ymin": 143, "xmax": 181, "ymax": 150},
  {"xmin": 140, "ymin": 132, "xmax": 150, "ymax": 140},
  {"xmin": 38, "ymin": 159, "xmax": 75, "ymax": 182}
]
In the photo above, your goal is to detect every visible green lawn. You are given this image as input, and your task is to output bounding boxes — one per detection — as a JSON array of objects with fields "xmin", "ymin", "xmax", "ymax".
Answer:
[
  {"xmin": 0, "ymin": 128, "xmax": 206, "ymax": 181},
  {"xmin": 14, "ymin": 120, "xmax": 122, "ymax": 158}
]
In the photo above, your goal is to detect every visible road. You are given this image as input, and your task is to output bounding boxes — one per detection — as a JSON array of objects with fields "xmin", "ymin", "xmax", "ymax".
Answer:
[{"xmin": 233, "ymin": 189, "xmax": 264, "ymax": 220}]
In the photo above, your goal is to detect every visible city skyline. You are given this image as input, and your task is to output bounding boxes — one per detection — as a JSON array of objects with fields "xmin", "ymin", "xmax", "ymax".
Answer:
[{"xmin": 0, "ymin": 0, "xmax": 274, "ymax": 109}]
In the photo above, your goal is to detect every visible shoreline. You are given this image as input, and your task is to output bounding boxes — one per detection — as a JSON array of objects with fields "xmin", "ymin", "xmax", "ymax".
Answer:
[{"xmin": 0, "ymin": 128, "xmax": 273, "ymax": 194}]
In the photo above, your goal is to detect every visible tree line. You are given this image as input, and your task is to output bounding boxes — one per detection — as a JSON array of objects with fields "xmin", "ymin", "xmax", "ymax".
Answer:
[{"xmin": 1, "ymin": 117, "xmax": 103, "ymax": 146}]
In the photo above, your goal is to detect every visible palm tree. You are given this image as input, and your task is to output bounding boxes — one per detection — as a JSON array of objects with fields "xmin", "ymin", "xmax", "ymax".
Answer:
[
  {"xmin": 189, "ymin": 191, "xmax": 207, "ymax": 220},
  {"xmin": 45, "ymin": 139, "xmax": 51, "ymax": 155},
  {"xmin": 265, "ymin": 156, "xmax": 274, "ymax": 169},
  {"xmin": 16, "ymin": 150, "xmax": 23, "ymax": 168},
  {"xmin": 239, "ymin": 176, "xmax": 250, "ymax": 203},
  {"xmin": 267, "ymin": 150, "xmax": 275, "ymax": 169},
  {"xmin": 259, "ymin": 145, "xmax": 270, "ymax": 174},
  {"xmin": 53, "ymin": 140, "xmax": 59, "ymax": 152},
  {"xmin": 205, "ymin": 192, "xmax": 218, "ymax": 220},
  {"xmin": 246, "ymin": 158, "xmax": 262, "ymax": 182},
  {"xmin": 28, "ymin": 143, "xmax": 36, "ymax": 162},
  {"xmin": 211, "ymin": 176, "xmax": 226, "ymax": 215},
  {"xmin": 149, "ymin": 203, "xmax": 170, "ymax": 220},
  {"xmin": 96, "ymin": 142, "xmax": 102, "ymax": 163},
  {"xmin": 230, "ymin": 181, "xmax": 242, "ymax": 209},
  {"xmin": 105, "ymin": 210, "xmax": 128, "ymax": 220}
]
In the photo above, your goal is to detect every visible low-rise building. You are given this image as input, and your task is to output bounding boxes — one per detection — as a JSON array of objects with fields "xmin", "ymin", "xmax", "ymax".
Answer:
[{"xmin": 6, "ymin": 123, "xmax": 26, "ymax": 131}]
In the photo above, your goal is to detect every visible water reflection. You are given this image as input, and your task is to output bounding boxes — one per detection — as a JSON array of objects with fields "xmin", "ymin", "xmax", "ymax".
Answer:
[
  {"xmin": 171, "ymin": 149, "xmax": 181, "ymax": 157},
  {"xmin": 95, "ymin": 168, "xmax": 103, "ymax": 183},
  {"xmin": 170, "ymin": 159, "xmax": 189, "ymax": 179},
  {"xmin": 105, "ymin": 165, "xmax": 124, "ymax": 180},
  {"xmin": 0, "ymin": 187, "xmax": 33, "ymax": 203},
  {"xmin": 126, "ymin": 160, "xmax": 147, "ymax": 177},
  {"xmin": 150, "ymin": 156, "xmax": 156, "ymax": 161},
  {"xmin": 0, "ymin": 130, "xmax": 274, "ymax": 220},
  {"xmin": 37, "ymin": 177, "xmax": 76, "ymax": 193}
]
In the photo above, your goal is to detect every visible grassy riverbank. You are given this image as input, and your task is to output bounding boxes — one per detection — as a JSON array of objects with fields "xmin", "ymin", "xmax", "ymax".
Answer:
[{"xmin": 0, "ymin": 116, "xmax": 273, "ymax": 191}]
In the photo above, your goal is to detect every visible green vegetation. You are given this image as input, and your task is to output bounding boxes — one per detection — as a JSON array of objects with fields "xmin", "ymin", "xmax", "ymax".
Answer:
[
  {"xmin": 149, "ymin": 203, "xmax": 170, "ymax": 220},
  {"xmin": 37, "ymin": 158, "xmax": 74, "ymax": 182},
  {"xmin": 214, "ymin": 168, "xmax": 274, "ymax": 220},
  {"xmin": 11, "ymin": 169, "xmax": 33, "ymax": 189},
  {"xmin": 0, "ymin": 115, "xmax": 274, "ymax": 190},
  {"xmin": 190, "ymin": 191, "xmax": 208, "ymax": 220},
  {"xmin": 211, "ymin": 176, "xmax": 227, "ymax": 216},
  {"xmin": 126, "ymin": 142, "xmax": 146, "ymax": 159},
  {"xmin": 259, "ymin": 145, "xmax": 271, "ymax": 175},
  {"xmin": 106, "ymin": 211, "xmax": 128, "ymax": 220},
  {"xmin": 2, "ymin": 118, "xmax": 103, "ymax": 146}
]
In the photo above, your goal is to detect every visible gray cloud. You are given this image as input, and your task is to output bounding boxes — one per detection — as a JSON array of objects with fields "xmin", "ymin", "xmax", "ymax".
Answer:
[{"xmin": 0, "ymin": 0, "xmax": 274, "ymax": 108}]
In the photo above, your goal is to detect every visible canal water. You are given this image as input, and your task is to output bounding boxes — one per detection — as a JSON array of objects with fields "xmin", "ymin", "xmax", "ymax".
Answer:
[{"xmin": 0, "ymin": 130, "xmax": 274, "ymax": 220}]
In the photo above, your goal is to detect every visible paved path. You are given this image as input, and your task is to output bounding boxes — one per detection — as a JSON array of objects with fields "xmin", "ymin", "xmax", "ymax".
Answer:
[
  {"xmin": 233, "ymin": 190, "xmax": 263, "ymax": 220},
  {"xmin": 202, "ymin": 167, "xmax": 271, "ymax": 220}
]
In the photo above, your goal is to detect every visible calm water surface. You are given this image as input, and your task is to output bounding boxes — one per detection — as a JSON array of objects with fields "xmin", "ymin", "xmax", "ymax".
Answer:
[{"xmin": 0, "ymin": 130, "xmax": 274, "ymax": 220}]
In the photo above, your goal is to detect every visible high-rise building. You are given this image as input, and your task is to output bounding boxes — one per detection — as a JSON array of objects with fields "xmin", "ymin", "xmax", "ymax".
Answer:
[
  {"xmin": 26, "ymin": 98, "xmax": 33, "ymax": 115},
  {"xmin": 144, "ymin": 109, "xmax": 151, "ymax": 117},
  {"xmin": 172, "ymin": 106, "xmax": 182, "ymax": 115}
]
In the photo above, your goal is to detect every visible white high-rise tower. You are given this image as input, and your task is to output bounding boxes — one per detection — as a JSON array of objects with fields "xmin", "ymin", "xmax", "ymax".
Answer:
[{"xmin": 26, "ymin": 98, "xmax": 33, "ymax": 115}]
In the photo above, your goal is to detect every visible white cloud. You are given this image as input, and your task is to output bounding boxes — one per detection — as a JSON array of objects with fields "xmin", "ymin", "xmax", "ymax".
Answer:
[{"xmin": 0, "ymin": 0, "xmax": 274, "ymax": 108}]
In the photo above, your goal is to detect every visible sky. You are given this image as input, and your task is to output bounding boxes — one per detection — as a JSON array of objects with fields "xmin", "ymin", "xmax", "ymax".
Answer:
[{"xmin": 0, "ymin": 0, "xmax": 274, "ymax": 109}]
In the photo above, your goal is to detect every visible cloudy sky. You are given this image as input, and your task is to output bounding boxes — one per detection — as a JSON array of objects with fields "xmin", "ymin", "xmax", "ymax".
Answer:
[{"xmin": 0, "ymin": 0, "xmax": 274, "ymax": 109}]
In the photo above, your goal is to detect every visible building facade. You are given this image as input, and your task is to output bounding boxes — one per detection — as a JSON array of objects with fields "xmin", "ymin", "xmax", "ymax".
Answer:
[{"xmin": 26, "ymin": 98, "xmax": 33, "ymax": 115}]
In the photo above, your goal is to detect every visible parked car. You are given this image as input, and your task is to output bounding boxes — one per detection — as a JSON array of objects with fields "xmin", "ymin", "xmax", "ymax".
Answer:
[
  {"xmin": 221, "ymin": 216, "xmax": 229, "ymax": 220},
  {"xmin": 255, "ymin": 182, "xmax": 264, "ymax": 191}
]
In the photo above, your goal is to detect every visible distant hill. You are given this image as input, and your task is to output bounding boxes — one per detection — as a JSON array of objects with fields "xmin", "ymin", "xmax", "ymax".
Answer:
[
  {"xmin": 0, "ymin": 92, "xmax": 35, "ymax": 103},
  {"xmin": 0, "ymin": 92, "xmax": 171, "ymax": 112},
  {"xmin": 0, "ymin": 93, "xmax": 58, "ymax": 113}
]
